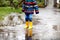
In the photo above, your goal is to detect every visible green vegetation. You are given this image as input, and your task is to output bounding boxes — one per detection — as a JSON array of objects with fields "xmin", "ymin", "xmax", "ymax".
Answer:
[
  {"xmin": 0, "ymin": 7, "xmax": 22, "ymax": 20},
  {"xmin": 37, "ymin": 0, "xmax": 45, "ymax": 7},
  {"xmin": 0, "ymin": 0, "xmax": 22, "ymax": 8},
  {"xmin": 0, "ymin": 0, "xmax": 22, "ymax": 21}
]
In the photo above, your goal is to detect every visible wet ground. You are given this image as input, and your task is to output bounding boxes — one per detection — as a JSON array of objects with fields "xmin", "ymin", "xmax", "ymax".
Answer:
[
  {"xmin": 0, "ymin": 0, "xmax": 60, "ymax": 40},
  {"xmin": 0, "ymin": 7, "xmax": 60, "ymax": 40},
  {"xmin": 32, "ymin": 8, "xmax": 60, "ymax": 40}
]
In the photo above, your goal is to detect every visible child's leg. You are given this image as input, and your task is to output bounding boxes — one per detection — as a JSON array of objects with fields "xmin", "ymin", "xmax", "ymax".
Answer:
[
  {"xmin": 25, "ymin": 14, "xmax": 29, "ymax": 29},
  {"xmin": 28, "ymin": 14, "xmax": 33, "ymax": 37},
  {"xmin": 28, "ymin": 14, "xmax": 33, "ymax": 29}
]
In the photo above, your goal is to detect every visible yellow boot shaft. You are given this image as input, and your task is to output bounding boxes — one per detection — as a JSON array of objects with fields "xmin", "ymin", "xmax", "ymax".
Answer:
[
  {"xmin": 28, "ymin": 22, "xmax": 33, "ymax": 29},
  {"xmin": 25, "ymin": 21, "xmax": 29, "ymax": 29}
]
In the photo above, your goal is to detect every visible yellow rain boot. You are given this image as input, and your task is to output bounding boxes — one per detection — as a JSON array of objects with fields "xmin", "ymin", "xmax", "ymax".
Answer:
[
  {"xmin": 28, "ymin": 22, "xmax": 33, "ymax": 29},
  {"xmin": 25, "ymin": 21, "xmax": 29, "ymax": 29}
]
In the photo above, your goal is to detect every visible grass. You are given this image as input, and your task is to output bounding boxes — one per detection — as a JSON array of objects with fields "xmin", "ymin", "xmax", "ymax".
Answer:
[{"xmin": 0, "ymin": 7, "xmax": 22, "ymax": 20}]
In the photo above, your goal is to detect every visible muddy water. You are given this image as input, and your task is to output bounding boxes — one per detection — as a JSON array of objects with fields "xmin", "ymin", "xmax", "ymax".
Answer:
[
  {"xmin": 0, "ymin": 29, "xmax": 18, "ymax": 40},
  {"xmin": 0, "ymin": 25, "xmax": 25, "ymax": 40},
  {"xmin": 0, "ymin": 8, "xmax": 60, "ymax": 40}
]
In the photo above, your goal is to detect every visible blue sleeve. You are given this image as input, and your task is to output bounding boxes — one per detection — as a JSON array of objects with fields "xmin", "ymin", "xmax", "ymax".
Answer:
[
  {"xmin": 34, "ymin": 5, "xmax": 39, "ymax": 10},
  {"xmin": 34, "ymin": 5, "xmax": 39, "ymax": 14}
]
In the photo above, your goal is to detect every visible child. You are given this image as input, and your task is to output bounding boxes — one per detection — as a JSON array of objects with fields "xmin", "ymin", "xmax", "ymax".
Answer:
[{"xmin": 22, "ymin": 0, "xmax": 39, "ymax": 29}]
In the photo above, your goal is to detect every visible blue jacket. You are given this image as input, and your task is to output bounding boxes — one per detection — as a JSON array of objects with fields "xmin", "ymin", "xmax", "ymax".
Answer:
[{"xmin": 22, "ymin": 0, "xmax": 39, "ymax": 14}]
